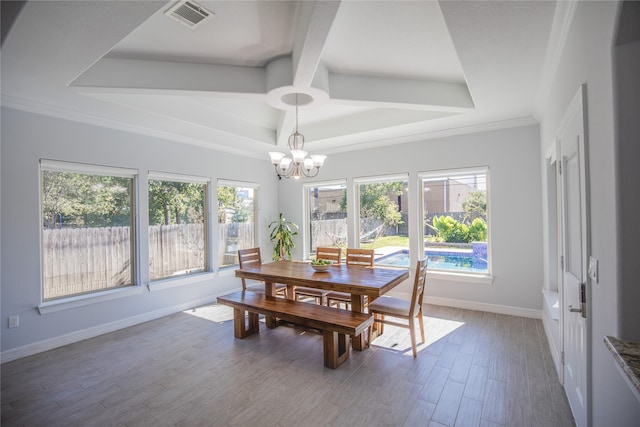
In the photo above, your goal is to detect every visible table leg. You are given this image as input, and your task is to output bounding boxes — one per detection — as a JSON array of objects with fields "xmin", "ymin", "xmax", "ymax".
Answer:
[
  {"xmin": 264, "ymin": 280, "xmax": 278, "ymax": 328},
  {"xmin": 351, "ymin": 295, "xmax": 366, "ymax": 351}
]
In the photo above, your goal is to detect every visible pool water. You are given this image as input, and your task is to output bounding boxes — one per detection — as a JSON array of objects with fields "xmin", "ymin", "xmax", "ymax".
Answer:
[{"xmin": 376, "ymin": 250, "xmax": 487, "ymax": 273}]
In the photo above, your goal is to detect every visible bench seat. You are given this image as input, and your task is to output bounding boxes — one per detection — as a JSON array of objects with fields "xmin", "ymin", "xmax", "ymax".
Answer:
[{"xmin": 217, "ymin": 291, "xmax": 373, "ymax": 368}]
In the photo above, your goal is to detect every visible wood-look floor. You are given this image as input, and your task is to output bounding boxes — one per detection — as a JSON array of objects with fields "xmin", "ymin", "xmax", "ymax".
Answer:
[{"xmin": 1, "ymin": 303, "xmax": 575, "ymax": 426}]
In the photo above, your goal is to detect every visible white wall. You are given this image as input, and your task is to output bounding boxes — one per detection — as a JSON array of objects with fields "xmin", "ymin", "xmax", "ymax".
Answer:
[
  {"xmin": 277, "ymin": 124, "xmax": 544, "ymax": 316},
  {"xmin": 539, "ymin": 1, "xmax": 640, "ymax": 424},
  {"xmin": 613, "ymin": 4, "xmax": 640, "ymax": 343},
  {"xmin": 0, "ymin": 107, "xmax": 280, "ymax": 360}
]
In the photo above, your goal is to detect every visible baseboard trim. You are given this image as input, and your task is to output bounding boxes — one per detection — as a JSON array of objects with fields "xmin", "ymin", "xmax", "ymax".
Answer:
[
  {"xmin": 1, "ymin": 293, "xmax": 227, "ymax": 364},
  {"xmin": 385, "ymin": 291, "xmax": 542, "ymax": 319},
  {"xmin": 542, "ymin": 311, "xmax": 563, "ymax": 380}
]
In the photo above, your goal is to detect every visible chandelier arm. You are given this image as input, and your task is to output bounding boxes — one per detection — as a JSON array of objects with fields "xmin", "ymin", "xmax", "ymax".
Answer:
[{"xmin": 300, "ymin": 166, "xmax": 320, "ymax": 178}]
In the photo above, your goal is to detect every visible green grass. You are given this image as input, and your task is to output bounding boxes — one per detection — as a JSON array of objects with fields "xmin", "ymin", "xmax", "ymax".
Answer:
[{"xmin": 359, "ymin": 235, "xmax": 409, "ymax": 250}]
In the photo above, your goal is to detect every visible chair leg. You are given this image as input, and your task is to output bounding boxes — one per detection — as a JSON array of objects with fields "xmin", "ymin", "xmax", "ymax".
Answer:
[
  {"xmin": 409, "ymin": 318, "xmax": 417, "ymax": 357},
  {"xmin": 418, "ymin": 309, "xmax": 425, "ymax": 343}
]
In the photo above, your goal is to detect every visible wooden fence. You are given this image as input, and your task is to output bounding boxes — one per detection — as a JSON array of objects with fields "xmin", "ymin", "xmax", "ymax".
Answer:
[
  {"xmin": 149, "ymin": 224, "xmax": 205, "ymax": 280},
  {"xmin": 42, "ymin": 223, "xmax": 257, "ymax": 299},
  {"xmin": 42, "ymin": 227, "xmax": 132, "ymax": 300},
  {"xmin": 310, "ymin": 218, "xmax": 348, "ymax": 249}
]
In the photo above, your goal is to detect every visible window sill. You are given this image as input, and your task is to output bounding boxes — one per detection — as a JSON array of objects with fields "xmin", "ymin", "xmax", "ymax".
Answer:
[
  {"xmin": 427, "ymin": 270, "xmax": 494, "ymax": 284},
  {"xmin": 38, "ymin": 286, "xmax": 144, "ymax": 315},
  {"xmin": 147, "ymin": 272, "xmax": 217, "ymax": 292},
  {"xmin": 217, "ymin": 266, "xmax": 239, "ymax": 277}
]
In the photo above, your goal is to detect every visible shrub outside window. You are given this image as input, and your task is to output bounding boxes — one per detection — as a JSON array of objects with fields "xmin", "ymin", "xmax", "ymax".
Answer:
[
  {"xmin": 421, "ymin": 168, "xmax": 489, "ymax": 275},
  {"xmin": 218, "ymin": 181, "xmax": 257, "ymax": 268},
  {"xmin": 355, "ymin": 175, "xmax": 409, "ymax": 266},
  {"xmin": 40, "ymin": 160, "xmax": 136, "ymax": 300},
  {"xmin": 148, "ymin": 173, "xmax": 208, "ymax": 281},
  {"xmin": 304, "ymin": 181, "xmax": 348, "ymax": 258}
]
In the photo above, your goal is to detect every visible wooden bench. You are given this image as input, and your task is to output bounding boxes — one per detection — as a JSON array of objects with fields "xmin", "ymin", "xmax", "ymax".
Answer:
[{"xmin": 217, "ymin": 291, "xmax": 374, "ymax": 369}]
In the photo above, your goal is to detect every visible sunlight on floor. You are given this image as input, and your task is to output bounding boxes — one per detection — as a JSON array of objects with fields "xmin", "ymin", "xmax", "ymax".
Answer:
[
  {"xmin": 370, "ymin": 315, "xmax": 465, "ymax": 356},
  {"xmin": 183, "ymin": 303, "xmax": 235, "ymax": 323}
]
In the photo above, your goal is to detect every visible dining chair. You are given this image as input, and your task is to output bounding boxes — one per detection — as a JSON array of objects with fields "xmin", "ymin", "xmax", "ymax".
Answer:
[
  {"xmin": 237, "ymin": 248, "xmax": 287, "ymax": 298},
  {"xmin": 326, "ymin": 248, "xmax": 375, "ymax": 309},
  {"xmin": 294, "ymin": 247, "xmax": 342, "ymax": 305},
  {"xmin": 367, "ymin": 258, "xmax": 428, "ymax": 357}
]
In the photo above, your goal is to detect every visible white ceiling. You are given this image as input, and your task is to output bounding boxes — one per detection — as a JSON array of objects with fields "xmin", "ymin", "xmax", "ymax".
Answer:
[{"xmin": 1, "ymin": 1, "xmax": 557, "ymax": 158}]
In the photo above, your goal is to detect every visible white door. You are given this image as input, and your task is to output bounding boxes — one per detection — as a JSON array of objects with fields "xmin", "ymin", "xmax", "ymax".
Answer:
[{"xmin": 559, "ymin": 86, "xmax": 589, "ymax": 427}]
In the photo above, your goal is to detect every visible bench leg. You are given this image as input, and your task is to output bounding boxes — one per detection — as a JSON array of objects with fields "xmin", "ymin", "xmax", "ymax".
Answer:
[
  {"xmin": 233, "ymin": 308, "xmax": 259, "ymax": 339},
  {"xmin": 323, "ymin": 330, "xmax": 351, "ymax": 369}
]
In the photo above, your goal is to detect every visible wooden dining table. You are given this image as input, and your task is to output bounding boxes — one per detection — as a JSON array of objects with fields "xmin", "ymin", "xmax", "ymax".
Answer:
[{"xmin": 235, "ymin": 260, "xmax": 409, "ymax": 350}]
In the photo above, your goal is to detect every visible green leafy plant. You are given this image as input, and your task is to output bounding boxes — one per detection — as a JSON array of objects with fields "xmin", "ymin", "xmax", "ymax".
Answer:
[
  {"xmin": 268, "ymin": 213, "xmax": 298, "ymax": 260},
  {"xmin": 428, "ymin": 215, "xmax": 465, "ymax": 243},
  {"xmin": 467, "ymin": 217, "xmax": 487, "ymax": 241},
  {"xmin": 428, "ymin": 215, "xmax": 488, "ymax": 243}
]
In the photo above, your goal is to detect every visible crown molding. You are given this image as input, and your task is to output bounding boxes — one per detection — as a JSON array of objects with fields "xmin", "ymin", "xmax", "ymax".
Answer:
[{"xmin": 320, "ymin": 116, "xmax": 539, "ymax": 156}]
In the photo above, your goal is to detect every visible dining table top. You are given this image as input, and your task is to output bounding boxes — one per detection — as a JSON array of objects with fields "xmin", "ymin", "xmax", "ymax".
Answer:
[{"xmin": 235, "ymin": 260, "xmax": 409, "ymax": 297}]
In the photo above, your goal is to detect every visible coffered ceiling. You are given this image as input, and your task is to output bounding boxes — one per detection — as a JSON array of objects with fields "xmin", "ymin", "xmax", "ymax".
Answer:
[{"xmin": 1, "ymin": 1, "xmax": 557, "ymax": 158}]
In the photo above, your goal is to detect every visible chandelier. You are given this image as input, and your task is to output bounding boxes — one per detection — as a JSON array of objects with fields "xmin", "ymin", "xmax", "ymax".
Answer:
[{"xmin": 268, "ymin": 94, "xmax": 326, "ymax": 180}]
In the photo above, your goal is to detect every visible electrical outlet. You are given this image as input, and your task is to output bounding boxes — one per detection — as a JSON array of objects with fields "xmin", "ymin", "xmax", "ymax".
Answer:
[
  {"xmin": 8, "ymin": 315, "xmax": 19, "ymax": 328},
  {"xmin": 588, "ymin": 256, "xmax": 598, "ymax": 283}
]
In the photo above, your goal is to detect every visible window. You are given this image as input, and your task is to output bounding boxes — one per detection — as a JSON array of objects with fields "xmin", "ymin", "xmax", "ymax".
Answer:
[
  {"xmin": 40, "ymin": 160, "xmax": 136, "ymax": 300},
  {"xmin": 421, "ymin": 168, "xmax": 489, "ymax": 275},
  {"xmin": 217, "ymin": 181, "xmax": 257, "ymax": 268},
  {"xmin": 355, "ymin": 175, "xmax": 409, "ymax": 266},
  {"xmin": 148, "ymin": 173, "xmax": 208, "ymax": 281},
  {"xmin": 304, "ymin": 181, "xmax": 348, "ymax": 258}
]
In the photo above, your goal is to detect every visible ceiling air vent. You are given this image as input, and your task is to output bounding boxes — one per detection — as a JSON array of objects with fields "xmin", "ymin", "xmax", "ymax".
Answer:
[{"xmin": 165, "ymin": 1, "xmax": 213, "ymax": 29}]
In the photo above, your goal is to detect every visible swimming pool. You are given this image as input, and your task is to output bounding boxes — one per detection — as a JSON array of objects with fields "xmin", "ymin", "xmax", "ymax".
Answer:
[{"xmin": 376, "ymin": 250, "xmax": 488, "ymax": 273}]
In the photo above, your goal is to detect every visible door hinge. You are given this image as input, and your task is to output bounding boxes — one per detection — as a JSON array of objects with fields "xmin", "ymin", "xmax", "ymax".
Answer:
[
  {"xmin": 561, "ymin": 351, "xmax": 564, "ymax": 365},
  {"xmin": 560, "ymin": 255, "xmax": 564, "ymax": 270}
]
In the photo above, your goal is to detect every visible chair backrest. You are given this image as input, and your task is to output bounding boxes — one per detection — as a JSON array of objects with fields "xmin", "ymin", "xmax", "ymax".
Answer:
[
  {"xmin": 408, "ymin": 258, "xmax": 428, "ymax": 317},
  {"xmin": 345, "ymin": 248, "xmax": 375, "ymax": 267},
  {"xmin": 238, "ymin": 247, "xmax": 262, "ymax": 290},
  {"xmin": 316, "ymin": 247, "xmax": 342, "ymax": 265}
]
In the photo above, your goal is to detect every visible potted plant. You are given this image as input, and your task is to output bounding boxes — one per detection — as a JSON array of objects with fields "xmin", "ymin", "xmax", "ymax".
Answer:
[{"xmin": 268, "ymin": 213, "xmax": 298, "ymax": 260}]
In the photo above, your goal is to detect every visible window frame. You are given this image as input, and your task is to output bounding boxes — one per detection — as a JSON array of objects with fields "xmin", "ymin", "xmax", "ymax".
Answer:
[
  {"xmin": 147, "ymin": 171, "xmax": 210, "ymax": 282},
  {"xmin": 216, "ymin": 179, "xmax": 259, "ymax": 269},
  {"xmin": 39, "ymin": 159, "xmax": 138, "ymax": 303},
  {"xmin": 419, "ymin": 166, "xmax": 492, "ymax": 280}
]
